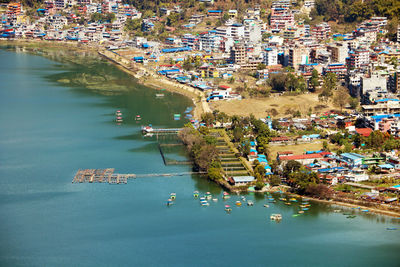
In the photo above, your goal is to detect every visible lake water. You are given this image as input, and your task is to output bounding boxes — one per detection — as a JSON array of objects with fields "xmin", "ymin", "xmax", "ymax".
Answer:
[{"xmin": 0, "ymin": 46, "xmax": 399, "ymax": 267}]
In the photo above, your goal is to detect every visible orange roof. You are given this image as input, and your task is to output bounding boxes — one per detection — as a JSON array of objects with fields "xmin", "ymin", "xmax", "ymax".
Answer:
[{"xmin": 356, "ymin": 128, "xmax": 372, "ymax": 137}]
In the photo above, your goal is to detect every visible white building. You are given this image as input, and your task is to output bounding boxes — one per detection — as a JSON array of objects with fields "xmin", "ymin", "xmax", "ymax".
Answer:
[{"xmin": 264, "ymin": 48, "xmax": 278, "ymax": 66}]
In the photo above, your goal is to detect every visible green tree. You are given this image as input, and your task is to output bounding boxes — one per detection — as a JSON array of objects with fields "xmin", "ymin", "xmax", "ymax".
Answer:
[{"xmin": 309, "ymin": 69, "xmax": 320, "ymax": 92}]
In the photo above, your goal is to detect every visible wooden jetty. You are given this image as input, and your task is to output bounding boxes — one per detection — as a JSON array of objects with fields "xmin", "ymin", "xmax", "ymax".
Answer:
[
  {"xmin": 73, "ymin": 169, "xmax": 204, "ymax": 184},
  {"xmin": 141, "ymin": 126, "xmax": 182, "ymax": 134}
]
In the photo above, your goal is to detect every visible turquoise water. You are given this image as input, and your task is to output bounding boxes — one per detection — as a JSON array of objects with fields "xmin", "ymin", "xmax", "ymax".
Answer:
[{"xmin": 0, "ymin": 47, "xmax": 399, "ymax": 267}]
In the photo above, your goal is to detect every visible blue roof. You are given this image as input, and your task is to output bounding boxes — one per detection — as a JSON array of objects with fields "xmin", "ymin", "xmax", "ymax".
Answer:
[
  {"xmin": 379, "ymin": 164, "xmax": 394, "ymax": 169},
  {"xmin": 208, "ymin": 10, "xmax": 223, "ymax": 13},
  {"xmin": 250, "ymin": 141, "xmax": 256, "ymax": 146},
  {"xmin": 371, "ymin": 114, "xmax": 400, "ymax": 122},
  {"xmin": 341, "ymin": 153, "xmax": 365, "ymax": 160},
  {"xmin": 375, "ymin": 98, "xmax": 400, "ymax": 103}
]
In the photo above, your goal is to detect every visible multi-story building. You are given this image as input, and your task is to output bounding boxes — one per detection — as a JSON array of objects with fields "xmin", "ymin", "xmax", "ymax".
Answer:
[
  {"xmin": 289, "ymin": 46, "xmax": 309, "ymax": 70},
  {"xmin": 389, "ymin": 71, "xmax": 400, "ymax": 93},
  {"xmin": 55, "ymin": 0, "xmax": 66, "ymax": 9},
  {"xmin": 327, "ymin": 43, "xmax": 348, "ymax": 63},
  {"xmin": 311, "ymin": 22, "xmax": 330, "ymax": 41},
  {"xmin": 199, "ymin": 32, "xmax": 223, "ymax": 52},
  {"xmin": 270, "ymin": 8, "xmax": 294, "ymax": 32},
  {"xmin": 244, "ymin": 22, "xmax": 261, "ymax": 43},
  {"xmin": 348, "ymin": 48, "xmax": 369, "ymax": 69},
  {"xmin": 323, "ymin": 63, "xmax": 347, "ymax": 80},
  {"xmin": 230, "ymin": 42, "xmax": 247, "ymax": 65},
  {"xmin": 304, "ymin": 0, "xmax": 315, "ymax": 9},
  {"xmin": 362, "ymin": 100, "xmax": 400, "ymax": 116},
  {"xmin": 264, "ymin": 48, "xmax": 278, "ymax": 66},
  {"xmin": 181, "ymin": 33, "xmax": 199, "ymax": 49},
  {"xmin": 397, "ymin": 26, "xmax": 400, "ymax": 43}
]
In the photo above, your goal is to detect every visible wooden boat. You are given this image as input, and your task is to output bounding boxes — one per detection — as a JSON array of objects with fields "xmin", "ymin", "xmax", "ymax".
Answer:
[
  {"xmin": 235, "ymin": 201, "xmax": 242, "ymax": 206},
  {"xmin": 346, "ymin": 215, "xmax": 357, "ymax": 219},
  {"xmin": 193, "ymin": 191, "xmax": 199, "ymax": 198},
  {"xmin": 247, "ymin": 201, "xmax": 254, "ymax": 206},
  {"xmin": 170, "ymin": 193, "xmax": 176, "ymax": 200},
  {"xmin": 298, "ymin": 210, "xmax": 304, "ymax": 214},
  {"xmin": 270, "ymin": 214, "xmax": 282, "ymax": 221},
  {"xmin": 225, "ymin": 205, "xmax": 232, "ymax": 212},
  {"xmin": 263, "ymin": 204, "xmax": 269, "ymax": 208},
  {"xmin": 285, "ymin": 202, "xmax": 291, "ymax": 205}
]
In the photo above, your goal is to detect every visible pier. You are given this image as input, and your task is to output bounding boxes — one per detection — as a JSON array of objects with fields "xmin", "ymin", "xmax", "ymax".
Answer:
[
  {"xmin": 73, "ymin": 169, "xmax": 204, "ymax": 184},
  {"xmin": 141, "ymin": 126, "xmax": 182, "ymax": 134}
]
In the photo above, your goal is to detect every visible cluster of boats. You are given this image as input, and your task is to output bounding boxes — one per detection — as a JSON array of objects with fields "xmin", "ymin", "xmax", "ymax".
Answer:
[
  {"xmin": 115, "ymin": 110, "xmax": 142, "ymax": 123},
  {"xmin": 115, "ymin": 110, "xmax": 123, "ymax": 124}
]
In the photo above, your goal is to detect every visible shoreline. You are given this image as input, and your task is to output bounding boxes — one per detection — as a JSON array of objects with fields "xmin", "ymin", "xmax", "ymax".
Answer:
[{"xmin": 0, "ymin": 39, "xmax": 208, "ymax": 120}]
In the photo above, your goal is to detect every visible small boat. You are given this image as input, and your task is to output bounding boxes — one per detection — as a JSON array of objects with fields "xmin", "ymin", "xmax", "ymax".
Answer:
[
  {"xmin": 292, "ymin": 214, "xmax": 301, "ymax": 217},
  {"xmin": 205, "ymin": 192, "xmax": 212, "ymax": 199},
  {"xmin": 289, "ymin": 198, "xmax": 297, "ymax": 202},
  {"xmin": 235, "ymin": 201, "xmax": 242, "ymax": 206},
  {"xmin": 193, "ymin": 191, "xmax": 199, "ymax": 198},
  {"xmin": 279, "ymin": 197, "xmax": 286, "ymax": 201},
  {"xmin": 225, "ymin": 205, "xmax": 232, "ymax": 212},
  {"xmin": 333, "ymin": 209, "xmax": 342, "ymax": 213},
  {"xmin": 247, "ymin": 201, "xmax": 254, "ymax": 206},
  {"xmin": 263, "ymin": 204, "xmax": 269, "ymax": 208},
  {"xmin": 199, "ymin": 197, "xmax": 206, "ymax": 201},
  {"xmin": 170, "ymin": 193, "xmax": 176, "ymax": 200},
  {"xmin": 386, "ymin": 228, "xmax": 397, "ymax": 230},
  {"xmin": 270, "ymin": 214, "xmax": 282, "ymax": 221},
  {"xmin": 212, "ymin": 198, "xmax": 218, "ymax": 202},
  {"xmin": 241, "ymin": 196, "xmax": 246, "ymax": 201},
  {"xmin": 361, "ymin": 209, "xmax": 369, "ymax": 212},
  {"xmin": 222, "ymin": 192, "xmax": 230, "ymax": 199},
  {"xmin": 201, "ymin": 201, "xmax": 209, "ymax": 206},
  {"xmin": 285, "ymin": 202, "xmax": 291, "ymax": 206},
  {"xmin": 155, "ymin": 93, "xmax": 165, "ymax": 97},
  {"xmin": 268, "ymin": 197, "xmax": 274, "ymax": 201},
  {"xmin": 346, "ymin": 215, "xmax": 357, "ymax": 219},
  {"xmin": 302, "ymin": 208, "xmax": 309, "ymax": 211},
  {"xmin": 135, "ymin": 115, "xmax": 141, "ymax": 121},
  {"xmin": 166, "ymin": 199, "xmax": 174, "ymax": 206},
  {"xmin": 298, "ymin": 210, "xmax": 304, "ymax": 214}
]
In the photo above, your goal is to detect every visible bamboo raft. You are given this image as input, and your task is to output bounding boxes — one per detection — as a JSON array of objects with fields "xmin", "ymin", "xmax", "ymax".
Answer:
[{"xmin": 73, "ymin": 169, "xmax": 204, "ymax": 184}]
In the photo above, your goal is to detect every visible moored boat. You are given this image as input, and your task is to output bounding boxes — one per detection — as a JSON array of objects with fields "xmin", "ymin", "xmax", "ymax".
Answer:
[
  {"xmin": 235, "ymin": 201, "xmax": 242, "ymax": 206},
  {"xmin": 224, "ymin": 205, "xmax": 232, "ymax": 212},
  {"xmin": 166, "ymin": 199, "xmax": 174, "ymax": 206},
  {"xmin": 247, "ymin": 200, "xmax": 254, "ymax": 206},
  {"xmin": 193, "ymin": 191, "xmax": 199, "ymax": 198},
  {"xmin": 222, "ymin": 192, "xmax": 230, "ymax": 199},
  {"xmin": 170, "ymin": 193, "xmax": 176, "ymax": 200},
  {"xmin": 270, "ymin": 214, "xmax": 282, "ymax": 221},
  {"xmin": 135, "ymin": 115, "xmax": 141, "ymax": 121},
  {"xmin": 264, "ymin": 204, "xmax": 269, "ymax": 208}
]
